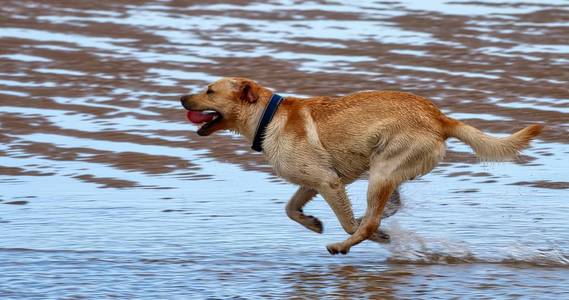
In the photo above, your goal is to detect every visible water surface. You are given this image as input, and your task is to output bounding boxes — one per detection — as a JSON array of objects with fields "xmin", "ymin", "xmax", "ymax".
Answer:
[{"xmin": 1, "ymin": 0, "xmax": 568, "ymax": 298}]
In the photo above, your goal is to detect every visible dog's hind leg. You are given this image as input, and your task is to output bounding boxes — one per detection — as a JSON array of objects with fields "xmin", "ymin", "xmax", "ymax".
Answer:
[
  {"xmin": 326, "ymin": 137, "xmax": 445, "ymax": 255},
  {"xmin": 326, "ymin": 177, "xmax": 397, "ymax": 255},
  {"xmin": 355, "ymin": 189, "xmax": 402, "ymax": 243},
  {"xmin": 286, "ymin": 186, "xmax": 323, "ymax": 233}
]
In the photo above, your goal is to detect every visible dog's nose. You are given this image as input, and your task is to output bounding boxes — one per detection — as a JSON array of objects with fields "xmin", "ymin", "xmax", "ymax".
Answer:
[{"xmin": 180, "ymin": 95, "xmax": 191, "ymax": 110}]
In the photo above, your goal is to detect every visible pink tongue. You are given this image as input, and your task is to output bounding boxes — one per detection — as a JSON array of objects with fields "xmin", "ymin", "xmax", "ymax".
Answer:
[{"xmin": 187, "ymin": 111, "xmax": 215, "ymax": 124}]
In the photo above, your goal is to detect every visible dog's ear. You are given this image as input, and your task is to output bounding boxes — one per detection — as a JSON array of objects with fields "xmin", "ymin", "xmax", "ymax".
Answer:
[{"xmin": 239, "ymin": 81, "xmax": 259, "ymax": 103}]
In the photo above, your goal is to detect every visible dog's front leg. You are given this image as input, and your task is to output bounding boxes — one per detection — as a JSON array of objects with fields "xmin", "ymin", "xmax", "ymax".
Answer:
[
  {"xmin": 285, "ymin": 186, "xmax": 323, "ymax": 233},
  {"xmin": 317, "ymin": 178, "xmax": 359, "ymax": 240}
]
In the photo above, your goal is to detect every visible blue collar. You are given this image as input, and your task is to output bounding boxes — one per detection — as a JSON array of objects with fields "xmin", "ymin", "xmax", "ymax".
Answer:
[{"xmin": 251, "ymin": 93, "xmax": 285, "ymax": 152}]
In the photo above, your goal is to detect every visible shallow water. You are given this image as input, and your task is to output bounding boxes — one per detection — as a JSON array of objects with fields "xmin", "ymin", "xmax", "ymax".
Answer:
[{"xmin": 1, "ymin": 0, "xmax": 569, "ymax": 298}]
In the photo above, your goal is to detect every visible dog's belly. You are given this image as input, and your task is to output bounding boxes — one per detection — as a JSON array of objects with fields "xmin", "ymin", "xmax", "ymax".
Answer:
[
  {"xmin": 264, "ymin": 136, "xmax": 371, "ymax": 186},
  {"xmin": 317, "ymin": 127, "xmax": 380, "ymax": 182},
  {"xmin": 328, "ymin": 149, "xmax": 371, "ymax": 182}
]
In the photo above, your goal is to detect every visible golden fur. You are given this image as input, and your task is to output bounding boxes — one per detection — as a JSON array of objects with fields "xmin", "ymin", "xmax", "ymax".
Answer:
[{"xmin": 181, "ymin": 77, "xmax": 544, "ymax": 255}]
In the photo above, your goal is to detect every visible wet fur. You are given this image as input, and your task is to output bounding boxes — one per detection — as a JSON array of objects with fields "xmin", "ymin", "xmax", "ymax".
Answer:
[{"xmin": 181, "ymin": 77, "xmax": 544, "ymax": 255}]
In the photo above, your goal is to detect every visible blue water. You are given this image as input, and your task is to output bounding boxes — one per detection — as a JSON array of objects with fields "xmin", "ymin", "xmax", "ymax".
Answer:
[{"xmin": 1, "ymin": 0, "xmax": 568, "ymax": 298}]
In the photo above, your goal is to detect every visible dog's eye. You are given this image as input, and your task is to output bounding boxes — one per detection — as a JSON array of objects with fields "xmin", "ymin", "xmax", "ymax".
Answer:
[{"xmin": 207, "ymin": 88, "xmax": 214, "ymax": 95}]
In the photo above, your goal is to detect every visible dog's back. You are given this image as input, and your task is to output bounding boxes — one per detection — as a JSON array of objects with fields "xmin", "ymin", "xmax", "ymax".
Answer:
[{"xmin": 285, "ymin": 90, "xmax": 542, "ymax": 182}]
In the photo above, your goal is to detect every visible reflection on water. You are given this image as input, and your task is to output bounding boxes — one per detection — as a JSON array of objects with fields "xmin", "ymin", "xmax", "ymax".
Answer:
[{"xmin": 1, "ymin": 0, "xmax": 568, "ymax": 298}]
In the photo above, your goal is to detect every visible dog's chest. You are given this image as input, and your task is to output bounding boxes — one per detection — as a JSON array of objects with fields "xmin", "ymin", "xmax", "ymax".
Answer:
[
  {"xmin": 263, "ymin": 138, "xmax": 307, "ymax": 184},
  {"xmin": 263, "ymin": 133, "xmax": 329, "ymax": 186}
]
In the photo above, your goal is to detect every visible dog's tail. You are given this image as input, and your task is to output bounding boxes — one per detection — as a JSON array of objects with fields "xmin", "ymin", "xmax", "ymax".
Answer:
[{"xmin": 443, "ymin": 118, "xmax": 543, "ymax": 161}]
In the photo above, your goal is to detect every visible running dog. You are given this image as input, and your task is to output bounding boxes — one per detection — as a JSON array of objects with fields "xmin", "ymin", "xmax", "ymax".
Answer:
[{"xmin": 180, "ymin": 77, "xmax": 543, "ymax": 255}]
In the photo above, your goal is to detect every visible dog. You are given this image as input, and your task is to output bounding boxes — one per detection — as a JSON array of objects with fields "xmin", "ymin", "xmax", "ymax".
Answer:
[{"xmin": 180, "ymin": 77, "xmax": 543, "ymax": 255}]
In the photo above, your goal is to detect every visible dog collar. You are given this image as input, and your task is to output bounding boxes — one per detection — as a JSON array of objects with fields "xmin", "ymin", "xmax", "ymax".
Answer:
[{"xmin": 251, "ymin": 93, "xmax": 285, "ymax": 152}]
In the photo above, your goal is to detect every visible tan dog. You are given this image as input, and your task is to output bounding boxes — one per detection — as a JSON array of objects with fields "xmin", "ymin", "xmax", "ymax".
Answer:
[{"xmin": 180, "ymin": 77, "xmax": 543, "ymax": 255}]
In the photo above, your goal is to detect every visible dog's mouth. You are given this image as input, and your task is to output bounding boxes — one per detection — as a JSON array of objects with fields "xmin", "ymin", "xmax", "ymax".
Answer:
[{"xmin": 186, "ymin": 109, "xmax": 222, "ymax": 136}]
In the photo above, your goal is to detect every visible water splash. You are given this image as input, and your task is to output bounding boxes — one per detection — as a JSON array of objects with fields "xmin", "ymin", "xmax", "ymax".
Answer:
[
  {"xmin": 384, "ymin": 222, "xmax": 569, "ymax": 267},
  {"xmin": 385, "ymin": 222, "xmax": 477, "ymax": 264}
]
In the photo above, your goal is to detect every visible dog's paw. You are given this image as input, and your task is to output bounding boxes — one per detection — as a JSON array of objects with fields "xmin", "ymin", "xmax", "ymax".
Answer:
[
  {"xmin": 326, "ymin": 243, "xmax": 350, "ymax": 255},
  {"xmin": 368, "ymin": 230, "xmax": 390, "ymax": 244},
  {"xmin": 302, "ymin": 215, "xmax": 323, "ymax": 234}
]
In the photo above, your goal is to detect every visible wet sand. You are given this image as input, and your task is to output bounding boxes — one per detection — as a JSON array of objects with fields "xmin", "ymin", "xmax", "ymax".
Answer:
[{"xmin": 1, "ymin": 0, "xmax": 568, "ymax": 298}]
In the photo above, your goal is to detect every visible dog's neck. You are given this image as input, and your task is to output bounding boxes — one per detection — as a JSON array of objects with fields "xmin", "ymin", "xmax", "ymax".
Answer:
[
  {"xmin": 250, "ymin": 94, "xmax": 284, "ymax": 152},
  {"xmin": 237, "ymin": 93, "xmax": 283, "ymax": 144}
]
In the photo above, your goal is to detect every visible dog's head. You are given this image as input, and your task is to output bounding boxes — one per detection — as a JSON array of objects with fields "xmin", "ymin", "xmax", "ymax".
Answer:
[{"xmin": 180, "ymin": 77, "xmax": 268, "ymax": 136}]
